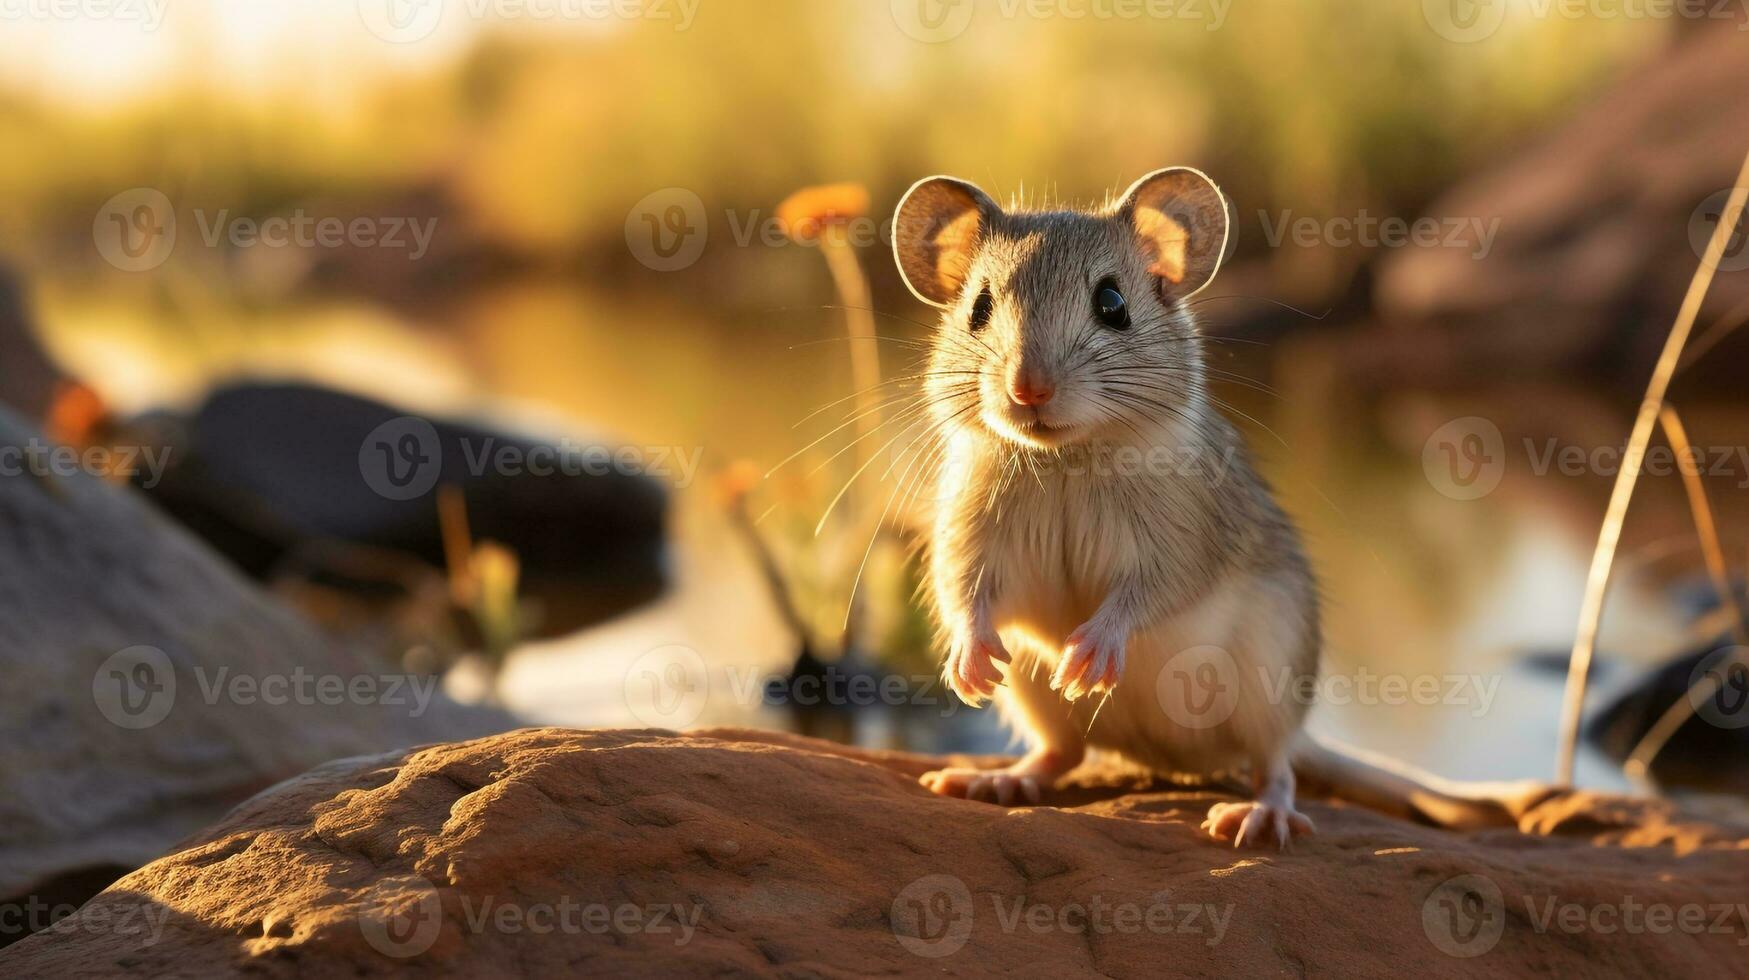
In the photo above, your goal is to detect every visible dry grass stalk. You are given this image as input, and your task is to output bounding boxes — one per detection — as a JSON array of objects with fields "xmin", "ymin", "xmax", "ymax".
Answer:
[
  {"xmin": 1618, "ymin": 406, "xmax": 1749, "ymax": 788},
  {"xmin": 1658, "ymin": 405, "xmax": 1747, "ymax": 645},
  {"xmin": 1553, "ymin": 151, "xmax": 1749, "ymax": 785}
]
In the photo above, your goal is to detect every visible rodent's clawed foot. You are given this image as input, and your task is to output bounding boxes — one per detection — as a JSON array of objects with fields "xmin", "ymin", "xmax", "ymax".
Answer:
[
  {"xmin": 919, "ymin": 767, "xmax": 1041, "ymax": 807},
  {"xmin": 1201, "ymin": 800, "xmax": 1315, "ymax": 850},
  {"xmin": 943, "ymin": 629, "xmax": 1010, "ymax": 706},
  {"xmin": 920, "ymin": 746, "xmax": 1081, "ymax": 807},
  {"xmin": 1050, "ymin": 621, "xmax": 1126, "ymax": 701}
]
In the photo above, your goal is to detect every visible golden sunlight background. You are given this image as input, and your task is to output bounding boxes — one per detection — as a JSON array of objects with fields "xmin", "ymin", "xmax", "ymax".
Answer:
[{"xmin": 0, "ymin": 0, "xmax": 1730, "ymax": 784}]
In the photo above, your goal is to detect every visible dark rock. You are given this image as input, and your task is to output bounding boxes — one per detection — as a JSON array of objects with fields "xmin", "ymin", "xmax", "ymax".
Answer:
[
  {"xmin": 1588, "ymin": 639, "xmax": 1749, "ymax": 795},
  {"xmin": 0, "ymin": 408, "xmax": 512, "ymax": 940},
  {"xmin": 120, "ymin": 382, "xmax": 669, "ymax": 637}
]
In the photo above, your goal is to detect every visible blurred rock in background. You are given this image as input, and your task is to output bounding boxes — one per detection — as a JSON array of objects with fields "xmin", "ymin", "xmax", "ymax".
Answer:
[{"xmin": 1372, "ymin": 24, "xmax": 1749, "ymax": 389}]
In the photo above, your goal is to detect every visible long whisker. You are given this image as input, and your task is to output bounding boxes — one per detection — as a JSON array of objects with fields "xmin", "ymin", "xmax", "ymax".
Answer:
[
  {"xmin": 841, "ymin": 416, "xmax": 962, "ymax": 627},
  {"xmin": 813, "ymin": 395, "xmax": 978, "ymax": 536},
  {"xmin": 806, "ymin": 385, "xmax": 976, "ymax": 477}
]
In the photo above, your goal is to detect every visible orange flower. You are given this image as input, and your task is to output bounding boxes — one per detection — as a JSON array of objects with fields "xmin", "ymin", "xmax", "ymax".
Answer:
[
  {"xmin": 714, "ymin": 459, "xmax": 764, "ymax": 506},
  {"xmin": 776, "ymin": 183, "xmax": 870, "ymax": 245}
]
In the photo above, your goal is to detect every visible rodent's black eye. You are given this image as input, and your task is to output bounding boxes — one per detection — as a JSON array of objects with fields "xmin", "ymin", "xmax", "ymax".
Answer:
[
  {"xmin": 1093, "ymin": 278, "xmax": 1130, "ymax": 330},
  {"xmin": 968, "ymin": 286, "xmax": 993, "ymax": 333}
]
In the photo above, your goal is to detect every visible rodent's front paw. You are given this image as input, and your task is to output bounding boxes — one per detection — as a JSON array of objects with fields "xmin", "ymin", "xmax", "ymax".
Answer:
[
  {"xmin": 943, "ymin": 629, "xmax": 1010, "ymax": 706},
  {"xmin": 1051, "ymin": 622, "xmax": 1126, "ymax": 701}
]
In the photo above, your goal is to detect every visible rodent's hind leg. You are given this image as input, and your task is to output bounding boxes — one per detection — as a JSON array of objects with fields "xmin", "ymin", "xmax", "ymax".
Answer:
[
  {"xmin": 921, "ymin": 641, "xmax": 1088, "ymax": 806},
  {"xmin": 1201, "ymin": 751, "xmax": 1316, "ymax": 849},
  {"xmin": 920, "ymin": 744, "xmax": 1084, "ymax": 807}
]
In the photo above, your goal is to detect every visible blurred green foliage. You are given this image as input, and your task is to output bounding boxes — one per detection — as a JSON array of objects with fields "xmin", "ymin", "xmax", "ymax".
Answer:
[{"xmin": 0, "ymin": 1, "xmax": 1658, "ymax": 288}]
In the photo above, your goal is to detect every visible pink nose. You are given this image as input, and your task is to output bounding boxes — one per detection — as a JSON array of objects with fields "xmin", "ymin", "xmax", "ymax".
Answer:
[{"xmin": 1009, "ymin": 376, "xmax": 1055, "ymax": 406}]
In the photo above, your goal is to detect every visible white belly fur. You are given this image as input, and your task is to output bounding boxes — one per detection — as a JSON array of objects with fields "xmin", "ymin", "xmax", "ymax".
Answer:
[{"xmin": 989, "ymin": 569, "xmax": 1310, "ymax": 778}]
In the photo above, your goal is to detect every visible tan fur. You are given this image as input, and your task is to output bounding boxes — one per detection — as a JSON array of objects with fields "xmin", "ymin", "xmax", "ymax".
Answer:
[{"xmin": 896, "ymin": 169, "xmax": 1320, "ymax": 844}]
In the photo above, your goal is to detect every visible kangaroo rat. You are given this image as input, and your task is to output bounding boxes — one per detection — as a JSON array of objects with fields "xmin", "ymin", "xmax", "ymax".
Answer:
[{"xmin": 892, "ymin": 168, "xmax": 1319, "ymax": 848}]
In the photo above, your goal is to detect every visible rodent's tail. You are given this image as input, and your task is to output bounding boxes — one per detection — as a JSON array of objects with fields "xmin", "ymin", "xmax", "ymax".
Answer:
[{"xmin": 1289, "ymin": 732, "xmax": 1557, "ymax": 831}]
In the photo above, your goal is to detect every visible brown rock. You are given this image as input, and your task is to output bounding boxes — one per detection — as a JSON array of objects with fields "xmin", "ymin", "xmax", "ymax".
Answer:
[
  {"xmin": 1371, "ymin": 25, "xmax": 1749, "ymax": 386},
  {"xmin": 6, "ymin": 727, "xmax": 1747, "ymax": 976}
]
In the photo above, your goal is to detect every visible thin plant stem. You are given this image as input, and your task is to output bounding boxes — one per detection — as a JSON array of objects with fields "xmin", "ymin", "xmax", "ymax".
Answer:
[
  {"xmin": 1619, "ymin": 406, "xmax": 1749, "ymax": 789},
  {"xmin": 1659, "ymin": 405, "xmax": 1747, "ymax": 645},
  {"xmin": 1553, "ymin": 149, "xmax": 1749, "ymax": 785}
]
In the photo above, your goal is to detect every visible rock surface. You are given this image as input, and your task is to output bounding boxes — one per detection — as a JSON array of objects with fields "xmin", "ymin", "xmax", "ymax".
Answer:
[
  {"xmin": 6, "ymin": 727, "xmax": 1748, "ymax": 977},
  {"xmin": 0, "ymin": 266, "xmax": 63, "ymax": 423},
  {"xmin": 0, "ymin": 410, "xmax": 510, "ymax": 915}
]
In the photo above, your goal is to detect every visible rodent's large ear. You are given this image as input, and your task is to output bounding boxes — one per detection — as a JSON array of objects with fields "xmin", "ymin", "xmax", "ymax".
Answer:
[
  {"xmin": 892, "ymin": 176, "xmax": 999, "ymax": 307},
  {"xmin": 1116, "ymin": 167, "xmax": 1230, "ymax": 299}
]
